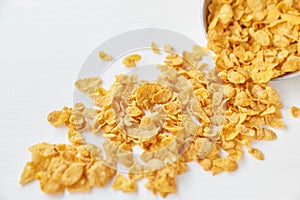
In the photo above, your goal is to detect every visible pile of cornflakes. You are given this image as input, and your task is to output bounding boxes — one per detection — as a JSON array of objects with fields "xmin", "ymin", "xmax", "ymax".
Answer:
[
  {"xmin": 19, "ymin": 46, "xmax": 276, "ymax": 197},
  {"xmin": 20, "ymin": 142, "xmax": 116, "ymax": 193},
  {"xmin": 20, "ymin": 0, "xmax": 300, "ymax": 197},
  {"xmin": 20, "ymin": 44, "xmax": 225, "ymax": 197},
  {"xmin": 207, "ymin": 0, "xmax": 300, "ymax": 81},
  {"xmin": 204, "ymin": 0, "xmax": 300, "ymax": 169}
]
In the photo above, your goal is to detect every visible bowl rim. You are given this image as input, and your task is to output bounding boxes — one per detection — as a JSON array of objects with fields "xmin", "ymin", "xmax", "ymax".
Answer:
[{"xmin": 200, "ymin": 0, "xmax": 212, "ymax": 37}]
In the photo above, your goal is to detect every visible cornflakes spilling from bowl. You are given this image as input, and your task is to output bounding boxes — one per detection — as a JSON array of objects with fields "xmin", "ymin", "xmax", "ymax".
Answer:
[
  {"xmin": 206, "ymin": 0, "xmax": 300, "ymax": 81},
  {"xmin": 20, "ymin": 44, "xmax": 282, "ymax": 198},
  {"xmin": 19, "ymin": 0, "xmax": 300, "ymax": 197}
]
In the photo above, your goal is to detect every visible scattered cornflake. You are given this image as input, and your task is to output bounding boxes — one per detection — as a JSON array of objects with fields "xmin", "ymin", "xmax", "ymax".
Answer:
[
  {"xmin": 248, "ymin": 148, "xmax": 265, "ymax": 160},
  {"xmin": 290, "ymin": 106, "xmax": 300, "ymax": 118},
  {"xmin": 122, "ymin": 54, "xmax": 142, "ymax": 67},
  {"xmin": 20, "ymin": 143, "xmax": 116, "ymax": 194},
  {"xmin": 164, "ymin": 54, "xmax": 184, "ymax": 67},
  {"xmin": 163, "ymin": 44, "xmax": 174, "ymax": 53},
  {"xmin": 75, "ymin": 77, "xmax": 102, "ymax": 97},
  {"xmin": 99, "ymin": 51, "xmax": 113, "ymax": 61},
  {"xmin": 151, "ymin": 42, "xmax": 161, "ymax": 54},
  {"xmin": 67, "ymin": 128, "xmax": 85, "ymax": 144},
  {"xmin": 47, "ymin": 108, "xmax": 71, "ymax": 127},
  {"xmin": 112, "ymin": 174, "xmax": 137, "ymax": 192},
  {"xmin": 198, "ymin": 158, "xmax": 212, "ymax": 171}
]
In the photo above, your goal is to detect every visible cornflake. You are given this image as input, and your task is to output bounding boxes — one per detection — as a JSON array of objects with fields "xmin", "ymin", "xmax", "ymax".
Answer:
[
  {"xmin": 99, "ymin": 51, "xmax": 113, "ymax": 61},
  {"xmin": 151, "ymin": 42, "xmax": 161, "ymax": 54},
  {"xmin": 163, "ymin": 44, "xmax": 174, "ymax": 53},
  {"xmin": 248, "ymin": 148, "xmax": 265, "ymax": 160},
  {"xmin": 122, "ymin": 54, "xmax": 142, "ymax": 67},
  {"xmin": 290, "ymin": 106, "xmax": 300, "ymax": 118},
  {"xmin": 75, "ymin": 77, "xmax": 102, "ymax": 97},
  {"xmin": 112, "ymin": 174, "xmax": 137, "ymax": 192}
]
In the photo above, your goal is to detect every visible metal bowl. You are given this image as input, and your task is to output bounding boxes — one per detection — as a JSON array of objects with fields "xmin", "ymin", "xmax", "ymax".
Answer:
[{"xmin": 200, "ymin": 0, "xmax": 300, "ymax": 81}]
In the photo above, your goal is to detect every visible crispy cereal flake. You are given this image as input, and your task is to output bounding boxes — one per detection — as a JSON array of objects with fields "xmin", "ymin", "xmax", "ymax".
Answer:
[
  {"xmin": 122, "ymin": 54, "xmax": 142, "ymax": 67},
  {"xmin": 112, "ymin": 174, "xmax": 137, "ymax": 192},
  {"xmin": 99, "ymin": 51, "xmax": 113, "ymax": 61},
  {"xmin": 151, "ymin": 42, "xmax": 161, "ymax": 54},
  {"xmin": 290, "ymin": 106, "xmax": 300, "ymax": 118}
]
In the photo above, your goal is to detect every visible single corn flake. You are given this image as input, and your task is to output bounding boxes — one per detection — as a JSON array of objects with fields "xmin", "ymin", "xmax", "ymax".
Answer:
[
  {"xmin": 198, "ymin": 158, "xmax": 212, "ymax": 171},
  {"xmin": 61, "ymin": 163, "xmax": 84, "ymax": 186},
  {"xmin": 47, "ymin": 110, "xmax": 69, "ymax": 127},
  {"xmin": 254, "ymin": 30, "xmax": 270, "ymax": 46},
  {"xmin": 290, "ymin": 106, "xmax": 300, "ymax": 118},
  {"xmin": 151, "ymin": 42, "xmax": 161, "ymax": 54},
  {"xmin": 122, "ymin": 54, "xmax": 142, "ymax": 67},
  {"xmin": 248, "ymin": 148, "xmax": 264, "ymax": 160},
  {"xmin": 152, "ymin": 88, "xmax": 173, "ymax": 104},
  {"xmin": 223, "ymin": 158, "xmax": 238, "ymax": 172},
  {"xmin": 99, "ymin": 51, "xmax": 113, "ymax": 61},
  {"xmin": 67, "ymin": 128, "xmax": 85, "ymax": 144},
  {"xmin": 281, "ymin": 13, "xmax": 300, "ymax": 25},
  {"xmin": 218, "ymin": 4, "xmax": 233, "ymax": 24},
  {"xmin": 75, "ymin": 77, "xmax": 102, "ymax": 97},
  {"xmin": 66, "ymin": 176, "xmax": 91, "ymax": 192},
  {"xmin": 227, "ymin": 70, "xmax": 246, "ymax": 84},
  {"xmin": 163, "ymin": 44, "xmax": 175, "ymax": 53},
  {"xmin": 251, "ymin": 70, "xmax": 274, "ymax": 83},
  {"xmin": 164, "ymin": 54, "xmax": 184, "ymax": 66},
  {"xmin": 135, "ymin": 83, "xmax": 161, "ymax": 108},
  {"xmin": 127, "ymin": 106, "xmax": 143, "ymax": 117},
  {"xmin": 19, "ymin": 162, "xmax": 38, "ymax": 185},
  {"xmin": 111, "ymin": 174, "xmax": 137, "ymax": 192}
]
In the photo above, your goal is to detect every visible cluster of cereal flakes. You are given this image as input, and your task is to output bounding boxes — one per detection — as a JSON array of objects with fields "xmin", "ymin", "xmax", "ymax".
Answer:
[
  {"xmin": 203, "ymin": 0, "xmax": 300, "ymax": 171},
  {"xmin": 20, "ymin": 8, "xmax": 298, "ymax": 195},
  {"xmin": 20, "ymin": 44, "xmax": 226, "ymax": 197},
  {"xmin": 207, "ymin": 0, "xmax": 300, "ymax": 82},
  {"xmin": 20, "ymin": 143, "xmax": 116, "ymax": 193}
]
